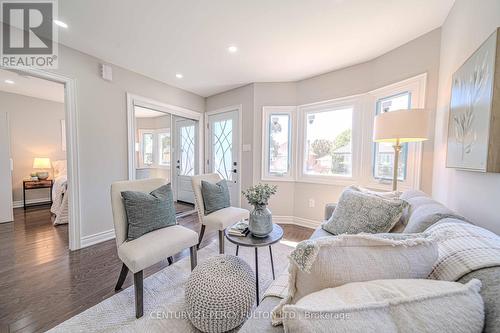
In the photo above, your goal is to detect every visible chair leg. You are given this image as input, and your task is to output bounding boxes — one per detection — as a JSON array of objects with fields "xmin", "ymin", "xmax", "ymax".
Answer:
[
  {"xmin": 197, "ymin": 225, "xmax": 206, "ymax": 250},
  {"xmin": 219, "ymin": 229, "xmax": 224, "ymax": 254},
  {"xmin": 190, "ymin": 245, "xmax": 198, "ymax": 271},
  {"xmin": 114, "ymin": 263, "xmax": 129, "ymax": 291},
  {"xmin": 134, "ymin": 271, "xmax": 144, "ymax": 318},
  {"xmin": 167, "ymin": 256, "xmax": 173, "ymax": 265}
]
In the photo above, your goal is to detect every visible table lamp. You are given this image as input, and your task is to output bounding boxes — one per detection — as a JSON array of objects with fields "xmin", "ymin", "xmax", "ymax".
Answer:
[
  {"xmin": 373, "ymin": 109, "xmax": 429, "ymax": 191},
  {"xmin": 33, "ymin": 157, "xmax": 51, "ymax": 180}
]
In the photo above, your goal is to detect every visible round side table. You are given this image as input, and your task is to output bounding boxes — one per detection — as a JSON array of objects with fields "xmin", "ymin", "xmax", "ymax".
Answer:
[{"xmin": 225, "ymin": 224, "xmax": 283, "ymax": 305}]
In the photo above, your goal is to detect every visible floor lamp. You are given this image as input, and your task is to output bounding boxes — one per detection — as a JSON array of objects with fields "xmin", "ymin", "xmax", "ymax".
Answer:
[{"xmin": 373, "ymin": 109, "xmax": 430, "ymax": 191}]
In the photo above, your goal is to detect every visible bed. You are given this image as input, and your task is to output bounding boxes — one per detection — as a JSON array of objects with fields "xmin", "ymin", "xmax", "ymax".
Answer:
[{"xmin": 51, "ymin": 160, "xmax": 69, "ymax": 225}]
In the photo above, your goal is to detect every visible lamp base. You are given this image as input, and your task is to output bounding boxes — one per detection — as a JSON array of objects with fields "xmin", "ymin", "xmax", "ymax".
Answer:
[{"xmin": 36, "ymin": 172, "xmax": 49, "ymax": 180}]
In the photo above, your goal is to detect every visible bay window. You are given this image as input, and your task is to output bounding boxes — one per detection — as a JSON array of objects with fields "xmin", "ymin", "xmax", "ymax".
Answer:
[
  {"xmin": 262, "ymin": 106, "xmax": 295, "ymax": 180},
  {"xmin": 262, "ymin": 73, "xmax": 427, "ymax": 190}
]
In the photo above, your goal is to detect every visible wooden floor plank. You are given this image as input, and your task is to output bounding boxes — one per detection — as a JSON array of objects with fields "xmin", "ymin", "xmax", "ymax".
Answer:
[{"xmin": 0, "ymin": 206, "xmax": 312, "ymax": 332}]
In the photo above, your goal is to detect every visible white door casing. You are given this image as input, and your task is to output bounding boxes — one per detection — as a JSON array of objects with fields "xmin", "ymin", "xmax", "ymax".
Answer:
[
  {"xmin": 174, "ymin": 117, "xmax": 198, "ymax": 204},
  {"xmin": 0, "ymin": 112, "xmax": 13, "ymax": 223},
  {"xmin": 206, "ymin": 108, "xmax": 241, "ymax": 206}
]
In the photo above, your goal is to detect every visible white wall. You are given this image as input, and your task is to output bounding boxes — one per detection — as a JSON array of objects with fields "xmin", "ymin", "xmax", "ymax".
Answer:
[
  {"xmin": 432, "ymin": 0, "xmax": 500, "ymax": 234},
  {"xmin": 48, "ymin": 44, "xmax": 204, "ymax": 241},
  {"xmin": 0, "ymin": 91, "xmax": 66, "ymax": 202},
  {"xmin": 206, "ymin": 28, "xmax": 441, "ymax": 223}
]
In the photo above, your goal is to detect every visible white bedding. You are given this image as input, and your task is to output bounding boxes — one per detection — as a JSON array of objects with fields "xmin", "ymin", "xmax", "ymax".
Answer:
[{"xmin": 51, "ymin": 175, "xmax": 68, "ymax": 225}]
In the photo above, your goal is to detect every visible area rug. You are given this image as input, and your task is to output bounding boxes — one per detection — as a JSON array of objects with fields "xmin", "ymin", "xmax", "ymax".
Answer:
[{"xmin": 48, "ymin": 239, "xmax": 295, "ymax": 332}]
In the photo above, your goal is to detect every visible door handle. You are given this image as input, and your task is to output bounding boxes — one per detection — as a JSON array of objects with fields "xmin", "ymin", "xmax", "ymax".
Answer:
[{"xmin": 233, "ymin": 169, "xmax": 237, "ymax": 173}]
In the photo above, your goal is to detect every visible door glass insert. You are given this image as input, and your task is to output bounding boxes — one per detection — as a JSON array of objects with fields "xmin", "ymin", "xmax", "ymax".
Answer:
[
  {"xmin": 180, "ymin": 125, "xmax": 195, "ymax": 176},
  {"xmin": 213, "ymin": 119, "xmax": 233, "ymax": 180}
]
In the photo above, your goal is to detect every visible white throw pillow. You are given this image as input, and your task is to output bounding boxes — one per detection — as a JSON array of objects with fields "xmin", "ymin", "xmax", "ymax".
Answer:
[
  {"xmin": 282, "ymin": 279, "xmax": 484, "ymax": 333},
  {"xmin": 272, "ymin": 233, "xmax": 438, "ymax": 325}
]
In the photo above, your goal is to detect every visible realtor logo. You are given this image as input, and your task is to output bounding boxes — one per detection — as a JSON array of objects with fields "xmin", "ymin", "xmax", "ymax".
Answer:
[{"xmin": 1, "ymin": 0, "xmax": 58, "ymax": 68}]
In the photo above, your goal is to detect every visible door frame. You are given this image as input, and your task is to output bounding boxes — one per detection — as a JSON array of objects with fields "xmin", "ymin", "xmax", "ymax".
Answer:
[
  {"xmin": 205, "ymin": 105, "xmax": 243, "ymax": 206},
  {"xmin": 1, "ymin": 67, "xmax": 82, "ymax": 250},
  {"xmin": 126, "ymin": 93, "xmax": 203, "ymax": 181},
  {"xmin": 172, "ymin": 116, "xmax": 198, "ymax": 203},
  {"xmin": 0, "ymin": 111, "xmax": 14, "ymax": 223}
]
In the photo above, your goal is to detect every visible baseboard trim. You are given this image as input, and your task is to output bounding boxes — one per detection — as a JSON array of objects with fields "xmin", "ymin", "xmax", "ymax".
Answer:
[
  {"xmin": 273, "ymin": 215, "xmax": 320, "ymax": 229},
  {"xmin": 80, "ymin": 229, "xmax": 115, "ymax": 248},
  {"xmin": 13, "ymin": 197, "xmax": 51, "ymax": 209}
]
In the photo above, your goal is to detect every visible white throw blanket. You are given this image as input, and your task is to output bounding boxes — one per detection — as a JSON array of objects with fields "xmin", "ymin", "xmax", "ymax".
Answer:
[
  {"xmin": 427, "ymin": 221, "xmax": 500, "ymax": 281},
  {"xmin": 51, "ymin": 176, "xmax": 69, "ymax": 225},
  {"xmin": 264, "ymin": 221, "xmax": 500, "ymax": 300}
]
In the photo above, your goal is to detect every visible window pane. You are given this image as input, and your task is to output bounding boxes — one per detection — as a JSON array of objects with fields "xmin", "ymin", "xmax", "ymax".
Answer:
[
  {"xmin": 158, "ymin": 131, "xmax": 170, "ymax": 166},
  {"xmin": 373, "ymin": 92, "xmax": 410, "ymax": 180},
  {"xmin": 304, "ymin": 108, "xmax": 352, "ymax": 176},
  {"xmin": 142, "ymin": 133, "xmax": 153, "ymax": 166},
  {"xmin": 180, "ymin": 125, "xmax": 195, "ymax": 176},
  {"xmin": 213, "ymin": 119, "xmax": 233, "ymax": 180},
  {"xmin": 268, "ymin": 114, "xmax": 290, "ymax": 175}
]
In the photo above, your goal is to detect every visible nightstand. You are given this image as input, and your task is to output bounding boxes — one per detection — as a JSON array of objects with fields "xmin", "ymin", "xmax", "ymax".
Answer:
[{"xmin": 23, "ymin": 179, "xmax": 53, "ymax": 210}]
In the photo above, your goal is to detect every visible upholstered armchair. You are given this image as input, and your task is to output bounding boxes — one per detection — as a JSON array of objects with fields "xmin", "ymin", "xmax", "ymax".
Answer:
[
  {"xmin": 191, "ymin": 173, "xmax": 249, "ymax": 254},
  {"xmin": 110, "ymin": 178, "xmax": 198, "ymax": 318}
]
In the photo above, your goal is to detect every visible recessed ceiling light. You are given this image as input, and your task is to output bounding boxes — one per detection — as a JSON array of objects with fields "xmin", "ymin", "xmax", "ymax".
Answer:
[
  {"xmin": 54, "ymin": 20, "xmax": 68, "ymax": 28},
  {"xmin": 228, "ymin": 45, "xmax": 238, "ymax": 53},
  {"xmin": 4, "ymin": 79, "xmax": 14, "ymax": 84},
  {"xmin": 175, "ymin": 73, "xmax": 183, "ymax": 79}
]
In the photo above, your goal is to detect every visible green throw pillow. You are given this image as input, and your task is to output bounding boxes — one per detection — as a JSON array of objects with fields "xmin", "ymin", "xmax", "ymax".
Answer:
[
  {"xmin": 322, "ymin": 188, "xmax": 408, "ymax": 235},
  {"xmin": 121, "ymin": 184, "xmax": 176, "ymax": 241},
  {"xmin": 201, "ymin": 180, "xmax": 230, "ymax": 215}
]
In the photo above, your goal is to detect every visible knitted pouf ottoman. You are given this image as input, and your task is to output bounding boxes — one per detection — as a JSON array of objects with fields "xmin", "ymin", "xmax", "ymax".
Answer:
[{"xmin": 185, "ymin": 254, "xmax": 256, "ymax": 333}]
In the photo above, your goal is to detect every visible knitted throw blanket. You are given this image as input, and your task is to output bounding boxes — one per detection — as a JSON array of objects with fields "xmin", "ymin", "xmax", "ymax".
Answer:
[
  {"xmin": 426, "ymin": 222, "xmax": 500, "ymax": 281},
  {"xmin": 263, "ymin": 222, "xmax": 500, "ymax": 300}
]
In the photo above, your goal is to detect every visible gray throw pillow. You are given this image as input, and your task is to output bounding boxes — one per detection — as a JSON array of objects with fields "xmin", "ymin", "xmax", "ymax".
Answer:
[
  {"xmin": 322, "ymin": 188, "xmax": 408, "ymax": 235},
  {"xmin": 121, "ymin": 184, "xmax": 176, "ymax": 241},
  {"xmin": 201, "ymin": 180, "xmax": 230, "ymax": 215}
]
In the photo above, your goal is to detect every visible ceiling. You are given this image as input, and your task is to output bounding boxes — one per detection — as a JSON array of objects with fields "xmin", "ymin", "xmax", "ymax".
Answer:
[
  {"xmin": 0, "ymin": 69, "xmax": 64, "ymax": 103},
  {"xmin": 54, "ymin": 0, "xmax": 454, "ymax": 97}
]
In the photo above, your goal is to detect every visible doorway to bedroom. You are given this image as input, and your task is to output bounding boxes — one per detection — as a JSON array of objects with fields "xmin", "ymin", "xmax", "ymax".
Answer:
[{"xmin": 0, "ymin": 68, "xmax": 72, "ymax": 250}]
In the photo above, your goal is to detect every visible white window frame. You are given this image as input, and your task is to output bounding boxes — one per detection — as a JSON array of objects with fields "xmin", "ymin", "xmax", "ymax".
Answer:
[
  {"xmin": 137, "ymin": 128, "xmax": 171, "ymax": 169},
  {"xmin": 157, "ymin": 128, "xmax": 171, "ymax": 167},
  {"xmin": 297, "ymin": 95, "xmax": 363, "ymax": 186},
  {"xmin": 262, "ymin": 106, "xmax": 296, "ymax": 181},
  {"xmin": 263, "ymin": 73, "xmax": 428, "ymax": 190},
  {"xmin": 360, "ymin": 73, "xmax": 427, "ymax": 191},
  {"xmin": 138, "ymin": 129, "xmax": 155, "ymax": 168}
]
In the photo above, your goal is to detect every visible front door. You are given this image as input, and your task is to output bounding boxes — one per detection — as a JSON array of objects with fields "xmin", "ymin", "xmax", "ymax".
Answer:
[
  {"xmin": 207, "ymin": 110, "xmax": 240, "ymax": 206},
  {"xmin": 174, "ymin": 117, "xmax": 198, "ymax": 204}
]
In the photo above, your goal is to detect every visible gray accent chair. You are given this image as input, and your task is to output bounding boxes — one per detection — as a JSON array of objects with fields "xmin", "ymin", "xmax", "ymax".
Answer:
[
  {"xmin": 191, "ymin": 173, "xmax": 249, "ymax": 254},
  {"xmin": 110, "ymin": 178, "xmax": 198, "ymax": 318}
]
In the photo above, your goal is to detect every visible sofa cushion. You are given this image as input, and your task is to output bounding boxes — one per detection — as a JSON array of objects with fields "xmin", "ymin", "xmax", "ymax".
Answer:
[
  {"xmin": 459, "ymin": 267, "xmax": 500, "ymax": 333},
  {"xmin": 121, "ymin": 184, "xmax": 176, "ymax": 240},
  {"xmin": 272, "ymin": 233, "xmax": 438, "ymax": 325},
  {"xmin": 400, "ymin": 189, "xmax": 428, "ymax": 200},
  {"xmin": 322, "ymin": 188, "xmax": 408, "ymax": 235},
  {"xmin": 201, "ymin": 180, "xmax": 231, "ymax": 215},
  {"xmin": 404, "ymin": 203, "xmax": 466, "ymax": 233},
  {"xmin": 282, "ymin": 279, "xmax": 484, "ymax": 333}
]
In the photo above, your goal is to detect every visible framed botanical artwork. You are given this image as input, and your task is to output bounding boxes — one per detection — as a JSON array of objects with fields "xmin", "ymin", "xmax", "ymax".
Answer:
[{"xmin": 446, "ymin": 28, "xmax": 500, "ymax": 172}]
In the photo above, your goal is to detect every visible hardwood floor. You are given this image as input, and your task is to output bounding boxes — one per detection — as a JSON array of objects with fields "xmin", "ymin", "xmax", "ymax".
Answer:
[{"xmin": 0, "ymin": 206, "xmax": 312, "ymax": 333}]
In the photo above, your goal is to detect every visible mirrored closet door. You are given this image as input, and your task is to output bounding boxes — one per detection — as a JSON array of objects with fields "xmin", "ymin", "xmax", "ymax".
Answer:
[{"xmin": 133, "ymin": 105, "xmax": 199, "ymax": 215}]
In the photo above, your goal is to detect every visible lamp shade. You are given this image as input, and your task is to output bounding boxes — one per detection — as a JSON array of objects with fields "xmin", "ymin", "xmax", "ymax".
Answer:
[
  {"xmin": 33, "ymin": 157, "xmax": 51, "ymax": 169},
  {"xmin": 373, "ymin": 109, "xmax": 430, "ymax": 143}
]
